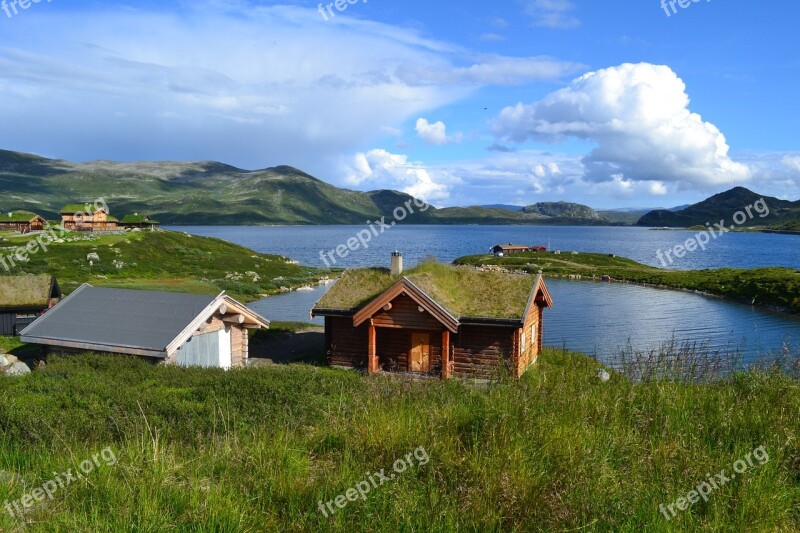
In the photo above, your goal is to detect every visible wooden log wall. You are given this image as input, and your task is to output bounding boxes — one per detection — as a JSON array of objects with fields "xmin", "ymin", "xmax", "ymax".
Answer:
[
  {"xmin": 372, "ymin": 294, "xmax": 443, "ymax": 331},
  {"xmin": 326, "ymin": 316, "xmax": 369, "ymax": 368},
  {"xmin": 452, "ymin": 325, "xmax": 516, "ymax": 379}
]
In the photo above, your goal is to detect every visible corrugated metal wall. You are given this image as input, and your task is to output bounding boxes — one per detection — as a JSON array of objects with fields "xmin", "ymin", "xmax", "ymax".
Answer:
[
  {"xmin": 14, "ymin": 316, "xmax": 37, "ymax": 335},
  {"xmin": 0, "ymin": 313, "xmax": 14, "ymax": 336},
  {"xmin": 0, "ymin": 314, "xmax": 38, "ymax": 336}
]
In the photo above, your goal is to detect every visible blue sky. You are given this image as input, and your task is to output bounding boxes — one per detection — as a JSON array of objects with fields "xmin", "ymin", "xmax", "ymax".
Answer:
[{"xmin": 1, "ymin": 0, "xmax": 799, "ymax": 208}]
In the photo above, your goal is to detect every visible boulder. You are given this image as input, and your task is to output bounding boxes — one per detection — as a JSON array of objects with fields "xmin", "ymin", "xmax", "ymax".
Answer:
[
  {"xmin": 0, "ymin": 355, "xmax": 10, "ymax": 368},
  {"xmin": 597, "ymin": 369, "xmax": 611, "ymax": 383},
  {"xmin": 87, "ymin": 252, "xmax": 100, "ymax": 262},
  {"xmin": 5, "ymin": 362, "xmax": 31, "ymax": 376}
]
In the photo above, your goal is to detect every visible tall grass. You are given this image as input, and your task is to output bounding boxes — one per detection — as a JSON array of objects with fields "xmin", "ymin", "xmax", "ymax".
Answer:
[{"xmin": 0, "ymin": 351, "xmax": 799, "ymax": 531}]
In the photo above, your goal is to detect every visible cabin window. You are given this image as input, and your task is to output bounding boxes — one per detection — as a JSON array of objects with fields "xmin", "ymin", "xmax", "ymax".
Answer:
[
  {"xmin": 531, "ymin": 322, "xmax": 537, "ymax": 348},
  {"xmin": 520, "ymin": 331, "xmax": 526, "ymax": 355}
]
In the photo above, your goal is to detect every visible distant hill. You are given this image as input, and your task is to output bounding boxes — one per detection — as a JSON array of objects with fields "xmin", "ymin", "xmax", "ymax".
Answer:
[
  {"xmin": 0, "ymin": 149, "xmax": 613, "ymax": 226},
  {"xmin": 521, "ymin": 202, "xmax": 607, "ymax": 222},
  {"xmin": 479, "ymin": 204, "xmax": 524, "ymax": 211},
  {"xmin": 636, "ymin": 187, "xmax": 800, "ymax": 228}
]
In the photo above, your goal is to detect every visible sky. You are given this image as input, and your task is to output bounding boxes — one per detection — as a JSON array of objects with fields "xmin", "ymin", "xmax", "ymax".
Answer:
[{"xmin": 1, "ymin": 0, "xmax": 799, "ymax": 209}]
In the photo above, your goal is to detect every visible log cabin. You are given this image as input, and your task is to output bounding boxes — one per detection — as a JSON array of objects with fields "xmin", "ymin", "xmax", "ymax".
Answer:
[
  {"xmin": 0, "ymin": 275, "xmax": 61, "ymax": 335},
  {"xmin": 20, "ymin": 285, "xmax": 269, "ymax": 368},
  {"xmin": 312, "ymin": 257, "xmax": 553, "ymax": 380},
  {"xmin": 60, "ymin": 204, "xmax": 118, "ymax": 231},
  {"xmin": 0, "ymin": 211, "xmax": 46, "ymax": 234}
]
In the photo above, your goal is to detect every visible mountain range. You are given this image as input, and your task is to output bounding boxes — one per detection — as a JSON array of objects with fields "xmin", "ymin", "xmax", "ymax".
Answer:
[
  {"xmin": 1, "ymin": 149, "xmax": 798, "ymax": 229},
  {"xmin": 0, "ymin": 150, "xmax": 609, "ymax": 226}
]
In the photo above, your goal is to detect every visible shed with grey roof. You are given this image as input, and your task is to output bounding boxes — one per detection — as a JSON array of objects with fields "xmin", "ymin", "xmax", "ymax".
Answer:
[{"xmin": 21, "ymin": 285, "xmax": 269, "ymax": 368}]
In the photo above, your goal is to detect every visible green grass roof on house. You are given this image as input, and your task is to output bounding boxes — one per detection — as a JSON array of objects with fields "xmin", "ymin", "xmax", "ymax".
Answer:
[
  {"xmin": 0, "ymin": 211, "xmax": 43, "ymax": 222},
  {"xmin": 60, "ymin": 204, "xmax": 107, "ymax": 214},
  {"xmin": 0, "ymin": 274, "xmax": 58, "ymax": 307},
  {"xmin": 120, "ymin": 214, "xmax": 159, "ymax": 224},
  {"xmin": 314, "ymin": 262, "xmax": 538, "ymax": 319}
]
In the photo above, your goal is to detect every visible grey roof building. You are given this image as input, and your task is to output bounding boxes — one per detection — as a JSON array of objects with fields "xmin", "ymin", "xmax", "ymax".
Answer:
[{"xmin": 21, "ymin": 285, "xmax": 269, "ymax": 368}]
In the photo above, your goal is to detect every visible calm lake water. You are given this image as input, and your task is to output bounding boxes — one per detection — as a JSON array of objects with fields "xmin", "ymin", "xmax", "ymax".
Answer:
[
  {"xmin": 169, "ymin": 225, "xmax": 800, "ymax": 364},
  {"xmin": 168, "ymin": 225, "xmax": 800, "ymax": 270}
]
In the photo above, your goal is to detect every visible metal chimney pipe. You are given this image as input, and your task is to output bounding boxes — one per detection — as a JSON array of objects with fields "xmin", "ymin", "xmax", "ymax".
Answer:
[{"xmin": 391, "ymin": 251, "xmax": 403, "ymax": 276}]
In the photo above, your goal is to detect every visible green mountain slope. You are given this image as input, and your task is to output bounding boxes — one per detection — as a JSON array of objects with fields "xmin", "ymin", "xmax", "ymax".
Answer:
[
  {"xmin": 636, "ymin": 187, "xmax": 800, "ymax": 228},
  {"xmin": 0, "ymin": 149, "xmax": 610, "ymax": 225}
]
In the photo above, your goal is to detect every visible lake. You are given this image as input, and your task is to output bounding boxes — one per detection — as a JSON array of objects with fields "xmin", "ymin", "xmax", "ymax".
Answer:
[
  {"xmin": 168, "ymin": 225, "xmax": 800, "ymax": 270},
  {"xmin": 169, "ymin": 225, "xmax": 800, "ymax": 364}
]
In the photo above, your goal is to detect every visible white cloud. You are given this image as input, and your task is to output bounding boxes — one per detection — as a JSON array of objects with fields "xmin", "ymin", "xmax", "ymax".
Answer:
[
  {"xmin": 0, "ymin": 2, "xmax": 580, "ymax": 173},
  {"xmin": 522, "ymin": 0, "xmax": 580, "ymax": 29},
  {"xmin": 493, "ymin": 63, "xmax": 752, "ymax": 191},
  {"xmin": 783, "ymin": 156, "xmax": 800, "ymax": 174},
  {"xmin": 343, "ymin": 149, "xmax": 456, "ymax": 202},
  {"xmin": 407, "ymin": 55, "xmax": 584, "ymax": 86},
  {"xmin": 415, "ymin": 118, "xmax": 461, "ymax": 145}
]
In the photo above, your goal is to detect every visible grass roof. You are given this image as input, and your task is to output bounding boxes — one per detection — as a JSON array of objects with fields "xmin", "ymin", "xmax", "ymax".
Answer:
[
  {"xmin": 0, "ymin": 274, "xmax": 55, "ymax": 307},
  {"xmin": 315, "ymin": 262, "xmax": 538, "ymax": 319},
  {"xmin": 121, "ymin": 214, "xmax": 159, "ymax": 224},
  {"xmin": 60, "ymin": 204, "xmax": 107, "ymax": 214},
  {"xmin": 0, "ymin": 211, "xmax": 42, "ymax": 222}
]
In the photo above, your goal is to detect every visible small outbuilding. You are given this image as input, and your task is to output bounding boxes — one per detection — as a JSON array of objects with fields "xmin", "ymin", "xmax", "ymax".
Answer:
[
  {"xmin": 120, "ymin": 214, "xmax": 160, "ymax": 229},
  {"xmin": 0, "ymin": 211, "xmax": 47, "ymax": 234},
  {"xmin": 20, "ymin": 285, "xmax": 269, "ymax": 368},
  {"xmin": 0, "ymin": 275, "xmax": 62, "ymax": 335},
  {"xmin": 312, "ymin": 260, "xmax": 553, "ymax": 380}
]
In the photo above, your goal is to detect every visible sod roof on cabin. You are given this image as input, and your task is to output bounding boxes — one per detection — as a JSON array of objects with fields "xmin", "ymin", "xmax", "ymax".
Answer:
[
  {"xmin": 314, "ymin": 263, "xmax": 538, "ymax": 319},
  {"xmin": 0, "ymin": 211, "xmax": 42, "ymax": 223},
  {"xmin": 120, "ymin": 214, "xmax": 159, "ymax": 224},
  {"xmin": 0, "ymin": 274, "xmax": 57, "ymax": 307},
  {"xmin": 60, "ymin": 204, "xmax": 107, "ymax": 214}
]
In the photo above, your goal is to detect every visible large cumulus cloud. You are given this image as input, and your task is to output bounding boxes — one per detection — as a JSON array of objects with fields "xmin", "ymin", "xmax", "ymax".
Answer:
[{"xmin": 493, "ymin": 63, "xmax": 752, "ymax": 190}]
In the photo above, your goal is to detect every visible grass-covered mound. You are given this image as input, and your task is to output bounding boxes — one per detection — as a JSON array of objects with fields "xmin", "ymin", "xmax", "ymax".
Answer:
[
  {"xmin": 455, "ymin": 251, "xmax": 800, "ymax": 314},
  {"xmin": 1, "ymin": 351, "xmax": 798, "ymax": 530},
  {"xmin": 0, "ymin": 229, "xmax": 325, "ymax": 301}
]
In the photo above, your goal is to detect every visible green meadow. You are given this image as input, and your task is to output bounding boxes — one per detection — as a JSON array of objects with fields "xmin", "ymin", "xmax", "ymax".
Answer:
[
  {"xmin": 1, "ymin": 346, "xmax": 799, "ymax": 531},
  {"xmin": 0, "ymin": 229, "xmax": 326, "ymax": 301}
]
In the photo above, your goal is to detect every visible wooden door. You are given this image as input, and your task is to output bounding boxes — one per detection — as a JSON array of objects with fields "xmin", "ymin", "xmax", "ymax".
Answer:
[{"xmin": 409, "ymin": 332, "xmax": 431, "ymax": 372}]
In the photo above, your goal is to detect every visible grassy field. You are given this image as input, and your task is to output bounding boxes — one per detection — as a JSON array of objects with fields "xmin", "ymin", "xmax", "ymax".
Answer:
[
  {"xmin": 0, "ymin": 348, "xmax": 798, "ymax": 531},
  {"xmin": 0, "ymin": 229, "xmax": 327, "ymax": 302},
  {"xmin": 455, "ymin": 251, "xmax": 800, "ymax": 314}
]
